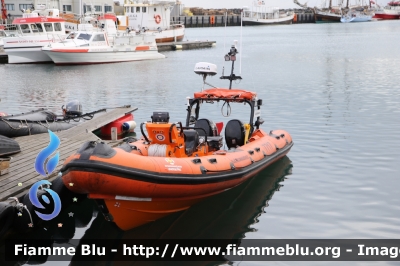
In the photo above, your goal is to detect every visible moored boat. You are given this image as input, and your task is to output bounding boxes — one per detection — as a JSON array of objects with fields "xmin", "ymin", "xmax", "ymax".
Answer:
[
  {"xmin": 0, "ymin": 109, "xmax": 75, "ymax": 138},
  {"xmin": 242, "ymin": 1, "xmax": 294, "ymax": 25},
  {"xmin": 119, "ymin": 0, "xmax": 185, "ymax": 43},
  {"xmin": 293, "ymin": 0, "xmax": 342, "ymax": 23},
  {"xmin": 0, "ymin": 100, "xmax": 106, "ymax": 138},
  {"xmin": 60, "ymin": 45, "xmax": 294, "ymax": 231},
  {"xmin": 42, "ymin": 14, "xmax": 165, "ymax": 65},
  {"xmin": 314, "ymin": 8, "xmax": 342, "ymax": 22},
  {"xmin": 341, "ymin": 9, "xmax": 373, "ymax": 22},
  {"xmin": 2, "ymin": 8, "xmax": 69, "ymax": 64},
  {"xmin": 373, "ymin": 1, "xmax": 400, "ymax": 19}
]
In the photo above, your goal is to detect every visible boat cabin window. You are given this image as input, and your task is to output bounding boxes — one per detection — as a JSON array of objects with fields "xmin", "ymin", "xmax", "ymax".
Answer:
[
  {"xmin": 92, "ymin": 34, "xmax": 105, "ymax": 42},
  {"xmin": 30, "ymin": 24, "xmax": 39, "ymax": 33},
  {"xmin": 20, "ymin": 24, "xmax": 31, "ymax": 34},
  {"xmin": 130, "ymin": 7, "xmax": 134, "ymax": 13},
  {"xmin": 154, "ymin": 8, "xmax": 157, "ymax": 11},
  {"xmin": 44, "ymin": 23, "xmax": 53, "ymax": 32},
  {"xmin": 136, "ymin": 7, "xmax": 140, "ymax": 13},
  {"xmin": 77, "ymin": 33, "xmax": 92, "ymax": 40},
  {"xmin": 142, "ymin": 7, "xmax": 147, "ymax": 13},
  {"xmin": 105, "ymin": 6, "xmax": 112, "ymax": 12},
  {"xmin": 35, "ymin": 23, "xmax": 44, "ymax": 32},
  {"xmin": 95, "ymin": 5, "xmax": 102, "ymax": 12},
  {"xmin": 54, "ymin": 23, "xmax": 62, "ymax": 31}
]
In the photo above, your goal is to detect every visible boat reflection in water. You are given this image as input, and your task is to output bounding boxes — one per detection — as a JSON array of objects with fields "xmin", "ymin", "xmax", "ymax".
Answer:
[{"xmin": 1, "ymin": 156, "xmax": 292, "ymax": 265}]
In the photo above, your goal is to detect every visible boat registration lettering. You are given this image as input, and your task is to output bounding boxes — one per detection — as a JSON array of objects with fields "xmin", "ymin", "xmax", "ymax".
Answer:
[
  {"xmin": 165, "ymin": 165, "xmax": 182, "ymax": 171},
  {"xmin": 233, "ymin": 155, "xmax": 249, "ymax": 162},
  {"xmin": 18, "ymin": 40, "xmax": 38, "ymax": 43},
  {"xmin": 90, "ymin": 48, "xmax": 108, "ymax": 52},
  {"xmin": 164, "ymin": 158, "xmax": 182, "ymax": 171}
]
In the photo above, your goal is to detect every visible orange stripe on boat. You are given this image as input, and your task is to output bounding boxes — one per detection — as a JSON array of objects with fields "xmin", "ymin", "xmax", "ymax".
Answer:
[
  {"xmin": 51, "ymin": 49, "xmax": 89, "ymax": 53},
  {"xmin": 135, "ymin": 46, "xmax": 150, "ymax": 51}
]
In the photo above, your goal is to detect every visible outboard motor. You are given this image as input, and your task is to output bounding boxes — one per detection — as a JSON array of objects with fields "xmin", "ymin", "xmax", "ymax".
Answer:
[{"xmin": 63, "ymin": 100, "xmax": 83, "ymax": 117}]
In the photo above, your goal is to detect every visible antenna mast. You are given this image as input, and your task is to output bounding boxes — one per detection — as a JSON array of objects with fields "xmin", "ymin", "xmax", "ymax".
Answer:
[{"xmin": 220, "ymin": 42, "xmax": 242, "ymax": 89}]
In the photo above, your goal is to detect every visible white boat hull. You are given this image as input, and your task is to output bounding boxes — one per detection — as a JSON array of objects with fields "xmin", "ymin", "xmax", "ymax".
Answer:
[
  {"xmin": 3, "ymin": 35, "xmax": 66, "ymax": 64},
  {"xmin": 43, "ymin": 49, "xmax": 165, "ymax": 65},
  {"xmin": 242, "ymin": 14, "xmax": 294, "ymax": 25},
  {"xmin": 152, "ymin": 27, "xmax": 185, "ymax": 43},
  {"xmin": 5, "ymin": 47, "xmax": 53, "ymax": 64}
]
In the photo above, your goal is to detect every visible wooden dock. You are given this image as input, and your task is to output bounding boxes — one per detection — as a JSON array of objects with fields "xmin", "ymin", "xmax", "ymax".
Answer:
[
  {"xmin": 157, "ymin": 40, "xmax": 216, "ymax": 51},
  {"xmin": 0, "ymin": 106, "xmax": 137, "ymax": 201}
]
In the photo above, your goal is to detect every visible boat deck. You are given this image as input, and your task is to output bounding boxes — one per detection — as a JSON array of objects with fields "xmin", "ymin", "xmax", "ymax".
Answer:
[{"xmin": 0, "ymin": 106, "xmax": 137, "ymax": 201}]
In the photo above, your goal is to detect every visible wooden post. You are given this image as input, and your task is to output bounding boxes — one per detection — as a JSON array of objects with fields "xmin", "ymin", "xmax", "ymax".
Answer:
[{"xmin": 111, "ymin": 127, "xmax": 117, "ymax": 141}]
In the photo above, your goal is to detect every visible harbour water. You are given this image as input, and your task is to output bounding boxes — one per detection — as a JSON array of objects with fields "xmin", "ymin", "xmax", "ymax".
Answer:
[{"xmin": 1, "ymin": 20, "xmax": 400, "ymax": 265}]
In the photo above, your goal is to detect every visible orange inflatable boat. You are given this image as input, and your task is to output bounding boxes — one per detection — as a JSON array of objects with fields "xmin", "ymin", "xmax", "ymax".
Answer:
[{"xmin": 61, "ymin": 46, "xmax": 293, "ymax": 231}]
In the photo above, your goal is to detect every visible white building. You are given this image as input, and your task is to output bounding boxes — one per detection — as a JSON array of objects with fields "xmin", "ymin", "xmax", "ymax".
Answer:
[{"xmin": 4, "ymin": 0, "xmax": 115, "ymax": 18}]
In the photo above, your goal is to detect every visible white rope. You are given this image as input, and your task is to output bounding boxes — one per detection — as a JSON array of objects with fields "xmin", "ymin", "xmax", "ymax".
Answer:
[
  {"xmin": 148, "ymin": 144, "xmax": 167, "ymax": 157},
  {"xmin": 8, "ymin": 197, "xmax": 34, "ymax": 226}
]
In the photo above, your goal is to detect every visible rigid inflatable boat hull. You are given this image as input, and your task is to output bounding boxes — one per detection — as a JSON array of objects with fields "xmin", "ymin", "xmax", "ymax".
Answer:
[{"xmin": 61, "ymin": 129, "xmax": 292, "ymax": 230}]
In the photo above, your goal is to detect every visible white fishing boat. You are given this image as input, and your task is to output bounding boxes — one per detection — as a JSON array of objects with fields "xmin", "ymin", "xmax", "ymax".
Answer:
[
  {"xmin": 2, "ymin": 8, "xmax": 69, "ymax": 64},
  {"xmin": 242, "ymin": 0, "xmax": 294, "ymax": 26},
  {"xmin": 42, "ymin": 14, "xmax": 165, "ymax": 65},
  {"xmin": 118, "ymin": 0, "xmax": 185, "ymax": 43}
]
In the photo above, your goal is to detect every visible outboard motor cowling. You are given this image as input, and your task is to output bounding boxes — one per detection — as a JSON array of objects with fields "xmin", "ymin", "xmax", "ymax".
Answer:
[{"xmin": 64, "ymin": 100, "xmax": 83, "ymax": 117}]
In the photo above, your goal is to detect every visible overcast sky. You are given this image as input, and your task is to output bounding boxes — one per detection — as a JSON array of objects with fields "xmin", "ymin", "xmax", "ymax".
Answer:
[{"xmin": 181, "ymin": 0, "xmax": 393, "ymax": 9}]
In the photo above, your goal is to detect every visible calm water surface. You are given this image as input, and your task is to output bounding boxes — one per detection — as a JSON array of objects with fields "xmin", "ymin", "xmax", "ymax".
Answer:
[{"xmin": 1, "ymin": 20, "xmax": 400, "ymax": 266}]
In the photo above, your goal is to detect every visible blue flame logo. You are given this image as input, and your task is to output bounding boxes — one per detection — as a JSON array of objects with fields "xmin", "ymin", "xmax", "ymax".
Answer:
[
  {"xmin": 29, "ymin": 130, "xmax": 62, "ymax": 221},
  {"xmin": 35, "ymin": 130, "xmax": 60, "ymax": 176}
]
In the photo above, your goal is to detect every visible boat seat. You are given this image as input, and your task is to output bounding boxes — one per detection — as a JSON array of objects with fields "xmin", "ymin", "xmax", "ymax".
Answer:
[
  {"xmin": 225, "ymin": 119, "xmax": 246, "ymax": 149},
  {"xmin": 183, "ymin": 130, "xmax": 199, "ymax": 156},
  {"xmin": 207, "ymin": 136, "xmax": 223, "ymax": 152},
  {"xmin": 195, "ymin": 118, "xmax": 218, "ymax": 136}
]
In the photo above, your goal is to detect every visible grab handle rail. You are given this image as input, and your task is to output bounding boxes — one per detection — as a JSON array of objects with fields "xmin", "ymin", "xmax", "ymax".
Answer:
[{"xmin": 140, "ymin": 122, "xmax": 150, "ymax": 143}]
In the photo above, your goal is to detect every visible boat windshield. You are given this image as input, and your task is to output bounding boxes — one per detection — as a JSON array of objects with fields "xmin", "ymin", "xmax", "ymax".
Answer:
[
  {"xmin": 77, "ymin": 33, "xmax": 92, "ymax": 40},
  {"xmin": 66, "ymin": 32, "xmax": 77, "ymax": 39}
]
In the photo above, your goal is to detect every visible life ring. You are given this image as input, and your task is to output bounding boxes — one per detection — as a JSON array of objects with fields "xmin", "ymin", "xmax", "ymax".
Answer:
[
  {"xmin": 210, "ymin": 15, "xmax": 215, "ymax": 25},
  {"xmin": 154, "ymin": 14, "xmax": 161, "ymax": 24}
]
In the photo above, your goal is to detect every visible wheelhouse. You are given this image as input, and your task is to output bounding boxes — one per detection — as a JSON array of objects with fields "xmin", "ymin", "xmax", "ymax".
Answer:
[{"xmin": 11, "ymin": 9, "xmax": 66, "ymax": 35}]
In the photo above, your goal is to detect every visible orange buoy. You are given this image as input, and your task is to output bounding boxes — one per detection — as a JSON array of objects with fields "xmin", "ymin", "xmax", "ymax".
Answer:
[
  {"xmin": 154, "ymin": 14, "xmax": 161, "ymax": 24},
  {"xmin": 210, "ymin": 15, "xmax": 215, "ymax": 25}
]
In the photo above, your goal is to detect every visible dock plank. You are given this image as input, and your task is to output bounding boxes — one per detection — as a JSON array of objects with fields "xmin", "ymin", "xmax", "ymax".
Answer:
[{"xmin": 0, "ymin": 106, "xmax": 137, "ymax": 201}]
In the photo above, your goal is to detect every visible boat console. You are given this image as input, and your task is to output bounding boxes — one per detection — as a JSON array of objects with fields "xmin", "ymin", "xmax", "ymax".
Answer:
[{"xmin": 141, "ymin": 111, "xmax": 224, "ymax": 157}]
